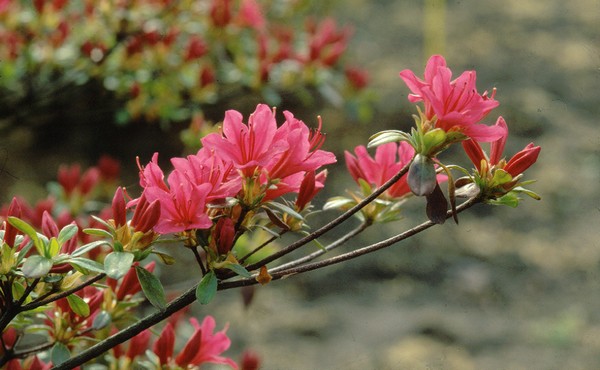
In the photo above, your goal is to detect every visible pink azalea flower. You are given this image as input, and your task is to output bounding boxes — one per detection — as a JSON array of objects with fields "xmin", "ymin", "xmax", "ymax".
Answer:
[
  {"xmin": 202, "ymin": 104, "xmax": 288, "ymax": 178},
  {"xmin": 345, "ymin": 142, "xmax": 416, "ymax": 199},
  {"xmin": 138, "ymin": 153, "xmax": 214, "ymax": 234},
  {"xmin": 170, "ymin": 147, "xmax": 241, "ymax": 202},
  {"xmin": 153, "ymin": 316, "xmax": 238, "ymax": 369},
  {"xmin": 462, "ymin": 116, "xmax": 541, "ymax": 178},
  {"xmin": 399, "ymin": 55, "xmax": 503, "ymax": 142},
  {"xmin": 202, "ymin": 104, "xmax": 336, "ymax": 203}
]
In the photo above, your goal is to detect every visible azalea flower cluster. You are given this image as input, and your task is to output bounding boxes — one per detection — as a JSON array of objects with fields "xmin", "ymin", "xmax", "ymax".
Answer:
[
  {"xmin": 137, "ymin": 103, "xmax": 336, "ymax": 259},
  {"xmin": 341, "ymin": 55, "xmax": 540, "ymax": 223}
]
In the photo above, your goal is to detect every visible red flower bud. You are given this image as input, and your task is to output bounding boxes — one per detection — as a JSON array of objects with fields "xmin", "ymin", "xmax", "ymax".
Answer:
[
  {"xmin": 111, "ymin": 187, "xmax": 127, "ymax": 227},
  {"xmin": 504, "ymin": 143, "xmax": 541, "ymax": 177}
]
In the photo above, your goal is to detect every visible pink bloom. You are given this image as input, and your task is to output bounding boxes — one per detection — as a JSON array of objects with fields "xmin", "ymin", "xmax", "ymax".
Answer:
[
  {"xmin": 153, "ymin": 316, "xmax": 238, "ymax": 369},
  {"xmin": 170, "ymin": 147, "xmax": 241, "ymax": 202},
  {"xmin": 145, "ymin": 169, "xmax": 213, "ymax": 234},
  {"xmin": 138, "ymin": 153, "xmax": 212, "ymax": 234},
  {"xmin": 399, "ymin": 55, "xmax": 503, "ymax": 141},
  {"xmin": 462, "ymin": 116, "xmax": 541, "ymax": 177},
  {"xmin": 345, "ymin": 142, "xmax": 416, "ymax": 199},
  {"xmin": 202, "ymin": 105, "xmax": 286, "ymax": 178},
  {"xmin": 202, "ymin": 104, "xmax": 335, "ymax": 203}
]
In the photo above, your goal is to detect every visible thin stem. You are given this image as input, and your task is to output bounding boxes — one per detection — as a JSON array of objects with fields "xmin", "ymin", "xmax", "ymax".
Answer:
[
  {"xmin": 21, "ymin": 274, "xmax": 105, "ymax": 311},
  {"xmin": 238, "ymin": 230, "xmax": 287, "ymax": 264},
  {"xmin": 244, "ymin": 160, "xmax": 412, "ymax": 271},
  {"xmin": 267, "ymin": 196, "xmax": 480, "ymax": 279},
  {"xmin": 191, "ymin": 247, "xmax": 207, "ymax": 276},
  {"xmin": 0, "ymin": 278, "xmax": 40, "ymax": 333},
  {"xmin": 51, "ymin": 196, "xmax": 479, "ymax": 370},
  {"xmin": 11, "ymin": 341, "xmax": 54, "ymax": 360},
  {"xmin": 269, "ymin": 220, "xmax": 371, "ymax": 274}
]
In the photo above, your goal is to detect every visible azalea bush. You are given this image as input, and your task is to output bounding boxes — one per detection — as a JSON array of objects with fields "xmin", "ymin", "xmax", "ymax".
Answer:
[
  {"xmin": 0, "ymin": 55, "xmax": 540, "ymax": 369},
  {"xmin": 0, "ymin": 0, "xmax": 371, "ymax": 133}
]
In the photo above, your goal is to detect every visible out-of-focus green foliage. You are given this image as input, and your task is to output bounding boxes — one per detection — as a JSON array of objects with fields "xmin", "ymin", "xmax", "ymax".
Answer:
[{"xmin": 0, "ymin": 0, "xmax": 372, "ymax": 129}]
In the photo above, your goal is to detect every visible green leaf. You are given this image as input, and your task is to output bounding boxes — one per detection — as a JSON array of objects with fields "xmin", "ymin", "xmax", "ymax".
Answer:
[
  {"xmin": 51, "ymin": 342, "xmax": 71, "ymax": 365},
  {"xmin": 357, "ymin": 178, "xmax": 373, "ymax": 197},
  {"xmin": 196, "ymin": 270, "xmax": 217, "ymax": 305},
  {"xmin": 104, "ymin": 252, "xmax": 134, "ymax": 279},
  {"xmin": 488, "ymin": 192, "xmax": 520, "ymax": 207},
  {"xmin": 222, "ymin": 262, "xmax": 252, "ymax": 278},
  {"xmin": 22, "ymin": 256, "xmax": 53, "ymax": 278},
  {"xmin": 422, "ymin": 128, "xmax": 447, "ymax": 152},
  {"xmin": 265, "ymin": 202, "xmax": 304, "ymax": 222},
  {"xmin": 92, "ymin": 310, "xmax": 112, "ymax": 330},
  {"xmin": 135, "ymin": 265, "xmax": 166, "ymax": 310},
  {"xmin": 152, "ymin": 250, "xmax": 176, "ymax": 265},
  {"xmin": 68, "ymin": 257, "xmax": 105, "ymax": 275},
  {"xmin": 368, "ymin": 130, "xmax": 410, "ymax": 148},
  {"xmin": 82, "ymin": 228, "xmax": 113, "ymax": 240},
  {"xmin": 47, "ymin": 237, "xmax": 61, "ymax": 258},
  {"xmin": 58, "ymin": 224, "xmax": 78, "ymax": 245},
  {"xmin": 323, "ymin": 197, "xmax": 356, "ymax": 211},
  {"xmin": 89, "ymin": 215, "xmax": 112, "ymax": 230},
  {"xmin": 71, "ymin": 240, "xmax": 110, "ymax": 258},
  {"xmin": 490, "ymin": 169, "xmax": 513, "ymax": 188},
  {"xmin": 513, "ymin": 186, "xmax": 541, "ymax": 200},
  {"xmin": 8, "ymin": 217, "xmax": 43, "ymax": 255},
  {"xmin": 11, "ymin": 281, "xmax": 25, "ymax": 302},
  {"xmin": 311, "ymin": 238, "xmax": 327, "ymax": 252},
  {"xmin": 66, "ymin": 294, "xmax": 90, "ymax": 317}
]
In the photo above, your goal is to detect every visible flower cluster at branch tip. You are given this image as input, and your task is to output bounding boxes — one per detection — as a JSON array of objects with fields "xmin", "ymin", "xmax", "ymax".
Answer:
[
  {"xmin": 459, "ymin": 116, "xmax": 541, "ymax": 204},
  {"xmin": 139, "ymin": 103, "xmax": 335, "ymax": 236},
  {"xmin": 399, "ymin": 55, "xmax": 503, "ymax": 143}
]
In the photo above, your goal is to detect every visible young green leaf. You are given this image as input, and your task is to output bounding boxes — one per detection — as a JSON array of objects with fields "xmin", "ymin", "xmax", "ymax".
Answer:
[
  {"xmin": 222, "ymin": 262, "xmax": 252, "ymax": 278},
  {"xmin": 265, "ymin": 202, "xmax": 304, "ymax": 222},
  {"xmin": 92, "ymin": 310, "xmax": 112, "ymax": 330},
  {"xmin": 22, "ymin": 255, "xmax": 53, "ymax": 278},
  {"xmin": 47, "ymin": 237, "xmax": 61, "ymax": 258},
  {"xmin": 58, "ymin": 224, "xmax": 78, "ymax": 245},
  {"xmin": 68, "ymin": 257, "xmax": 105, "ymax": 275},
  {"xmin": 104, "ymin": 251, "xmax": 134, "ymax": 279},
  {"xmin": 8, "ymin": 217, "xmax": 43, "ymax": 255},
  {"xmin": 66, "ymin": 294, "xmax": 90, "ymax": 317},
  {"xmin": 82, "ymin": 228, "xmax": 114, "ymax": 240},
  {"xmin": 135, "ymin": 265, "xmax": 166, "ymax": 310},
  {"xmin": 71, "ymin": 240, "xmax": 110, "ymax": 258},
  {"xmin": 51, "ymin": 342, "xmax": 71, "ymax": 365},
  {"xmin": 196, "ymin": 270, "xmax": 218, "ymax": 305}
]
